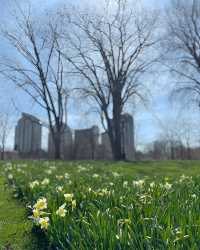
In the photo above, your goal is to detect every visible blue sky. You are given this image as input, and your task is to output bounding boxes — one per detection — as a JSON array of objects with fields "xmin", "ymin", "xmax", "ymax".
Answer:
[{"xmin": 0, "ymin": 0, "xmax": 200, "ymax": 151}]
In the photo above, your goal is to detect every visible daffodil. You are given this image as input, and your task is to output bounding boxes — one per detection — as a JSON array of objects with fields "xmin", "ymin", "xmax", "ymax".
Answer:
[
  {"xmin": 56, "ymin": 186, "xmax": 63, "ymax": 193},
  {"xmin": 77, "ymin": 166, "xmax": 87, "ymax": 172},
  {"xmin": 164, "ymin": 182, "xmax": 172, "ymax": 190},
  {"xmin": 17, "ymin": 168, "xmax": 24, "ymax": 173},
  {"xmin": 150, "ymin": 182, "xmax": 155, "ymax": 188},
  {"xmin": 34, "ymin": 197, "xmax": 47, "ymax": 210},
  {"xmin": 112, "ymin": 172, "xmax": 120, "ymax": 178},
  {"xmin": 92, "ymin": 174, "xmax": 99, "ymax": 178},
  {"xmin": 41, "ymin": 178, "xmax": 50, "ymax": 185},
  {"xmin": 132, "ymin": 179, "xmax": 144, "ymax": 188},
  {"xmin": 98, "ymin": 188, "xmax": 110, "ymax": 196},
  {"xmin": 72, "ymin": 200, "xmax": 76, "ymax": 209},
  {"xmin": 45, "ymin": 170, "xmax": 52, "ymax": 175},
  {"xmin": 8, "ymin": 174, "xmax": 13, "ymax": 180},
  {"xmin": 29, "ymin": 180, "xmax": 39, "ymax": 189},
  {"xmin": 56, "ymin": 175, "xmax": 64, "ymax": 180},
  {"xmin": 33, "ymin": 209, "xmax": 40, "ymax": 218},
  {"xmin": 191, "ymin": 194, "xmax": 197, "ymax": 199},
  {"xmin": 39, "ymin": 217, "xmax": 49, "ymax": 230},
  {"xmin": 56, "ymin": 203, "xmax": 67, "ymax": 217},
  {"xmin": 64, "ymin": 193, "xmax": 73, "ymax": 202},
  {"xmin": 123, "ymin": 181, "xmax": 128, "ymax": 188},
  {"xmin": 64, "ymin": 173, "xmax": 70, "ymax": 179},
  {"xmin": 118, "ymin": 218, "xmax": 131, "ymax": 226},
  {"xmin": 49, "ymin": 166, "xmax": 56, "ymax": 171}
]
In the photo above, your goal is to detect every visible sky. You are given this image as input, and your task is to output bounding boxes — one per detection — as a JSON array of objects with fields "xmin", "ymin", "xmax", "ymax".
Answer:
[{"xmin": 0, "ymin": 0, "xmax": 200, "ymax": 151}]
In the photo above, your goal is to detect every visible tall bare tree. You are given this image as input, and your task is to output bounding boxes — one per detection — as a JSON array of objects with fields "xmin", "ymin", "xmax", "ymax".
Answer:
[
  {"xmin": 0, "ymin": 6, "xmax": 68, "ymax": 159},
  {"xmin": 165, "ymin": 0, "xmax": 200, "ymax": 107},
  {"xmin": 61, "ymin": 0, "xmax": 158, "ymax": 160},
  {"xmin": 0, "ymin": 111, "xmax": 11, "ymax": 160}
]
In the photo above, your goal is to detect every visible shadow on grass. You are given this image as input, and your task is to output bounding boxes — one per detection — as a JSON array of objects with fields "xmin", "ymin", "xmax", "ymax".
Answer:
[{"xmin": 25, "ymin": 227, "xmax": 50, "ymax": 250}]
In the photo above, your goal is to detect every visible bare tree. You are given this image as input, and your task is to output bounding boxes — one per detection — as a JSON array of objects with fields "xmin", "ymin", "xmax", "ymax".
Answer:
[
  {"xmin": 165, "ymin": 0, "xmax": 200, "ymax": 108},
  {"xmin": 0, "ymin": 112, "xmax": 11, "ymax": 160},
  {"xmin": 154, "ymin": 113, "xmax": 198, "ymax": 160},
  {"xmin": 61, "ymin": 0, "xmax": 158, "ymax": 160},
  {"xmin": 0, "ymin": 6, "xmax": 68, "ymax": 159}
]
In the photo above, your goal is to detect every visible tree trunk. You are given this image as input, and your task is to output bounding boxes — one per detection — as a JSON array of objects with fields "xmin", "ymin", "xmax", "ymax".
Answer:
[
  {"xmin": 112, "ymin": 93, "xmax": 122, "ymax": 160},
  {"xmin": 1, "ymin": 150, "xmax": 4, "ymax": 160},
  {"xmin": 53, "ymin": 130, "xmax": 62, "ymax": 160},
  {"xmin": 104, "ymin": 104, "xmax": 123, "ymax": 161},
  {"xmin": 54, "ymin": 143, "xmax": 61, "ymax": 159}
]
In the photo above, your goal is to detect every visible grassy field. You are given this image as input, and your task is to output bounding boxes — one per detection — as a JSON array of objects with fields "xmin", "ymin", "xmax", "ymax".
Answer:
[{"xmin": 1, "ymin": 160, "xmax": 200, "ymax": 249}]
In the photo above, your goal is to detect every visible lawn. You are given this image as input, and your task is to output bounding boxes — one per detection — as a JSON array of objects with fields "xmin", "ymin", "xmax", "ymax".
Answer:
[
  {"xmin": 0, "ymin": 175, "xmax": 39, "ymax": 250},
  {"xmin": 1, "ymin": 160, "xmax": 200, "ymax": 249}
]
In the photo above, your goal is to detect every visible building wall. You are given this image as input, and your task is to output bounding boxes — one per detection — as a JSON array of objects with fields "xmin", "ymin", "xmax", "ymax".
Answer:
[
  {"xmin": 121, "ymin": 113, "xmax": 135, "ymax": 160},
  {"xmin": 74, "ymin": 126, "xmax": 99, "ymax": 160},
  {"xmin": 101, "ymin": 132, "xmax": 113, "ymax": 160},
  {"xmin": 48, "ymin": 125, "xmax": 73, "ymax": 160},
  {"xmin": 101, "ymin": 113, "xmax": 135, "ymax": 160},
  {"xmin": 14, "ymin": 113, "xmax": 42, "ymax": 154}
]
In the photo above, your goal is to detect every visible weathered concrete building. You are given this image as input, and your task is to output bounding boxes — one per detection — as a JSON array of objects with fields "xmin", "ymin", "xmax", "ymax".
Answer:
[
  {"xmin": 121, "ymin": 113, "xmax": 135, "ymax": 160},
  {"xmin": 74, "ymin": 126, "xmax": 99, "ymax": 160},
  {"xmin": 14, "ymin": 113, "xmax": 42, "ymax": 154},
  {"xmin": 101, "ymin": 113, "xmax": 135, "ymax": 160},
  {"xmin": 48, "ymin": 124, "xmax": 73, "ymax": 159},
  {"xmin": 101, "ymin": 132, "xmax": 113, "ymax": 160}
]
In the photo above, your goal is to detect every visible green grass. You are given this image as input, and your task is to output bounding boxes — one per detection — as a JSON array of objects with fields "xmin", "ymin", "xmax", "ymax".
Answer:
[
  {"xmin": 1, "ymin": 160, "xmax": 200, "ymax": 249},
  {"xmin": 0, "ymin": 173, "xmax": 48, "ymax": 250},
  {"xmin": 0, "ymin": 175, "xmax": 33, "ymax": 249}
]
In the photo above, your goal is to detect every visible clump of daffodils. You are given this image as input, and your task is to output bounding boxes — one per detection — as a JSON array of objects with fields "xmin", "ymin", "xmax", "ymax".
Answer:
[
  {"xmin": 139, "ymin": 194, "xmax": 152, "ymax": 204},
  {"xmin": 30, "ymin": 197, "xmax": 49, "ymax": 230},
  {"xmin": 173, "ymin": 227, "xmax": 189, "ymax": 242},
  {"xmin": 64, "ymin": 193, "xmax": 76, "ymax": 210},
  {"xmin": 5, "ymin": 163, "xmax": 13, "ymax": 171},
  {"xmin": 96, "ymin": 188, "xmax": 111, "ymax": 196},
  {"xmin": 77, "ymin": 165, "xmax": 87, "ymax": 172},
  {"xmin": 133, "ymin": 179, "xmax": 145, "ymax": 188},
  {"xmin": 179, "ymin": 174, "xmax": 192, "ymax": 183},
  {"xmin": 164, "ymin": 182, "xmax": 172, "ymax": 190},
  {"xmin": 17, "ymin": 168, "xmax": 24, "ymax": 173}
]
